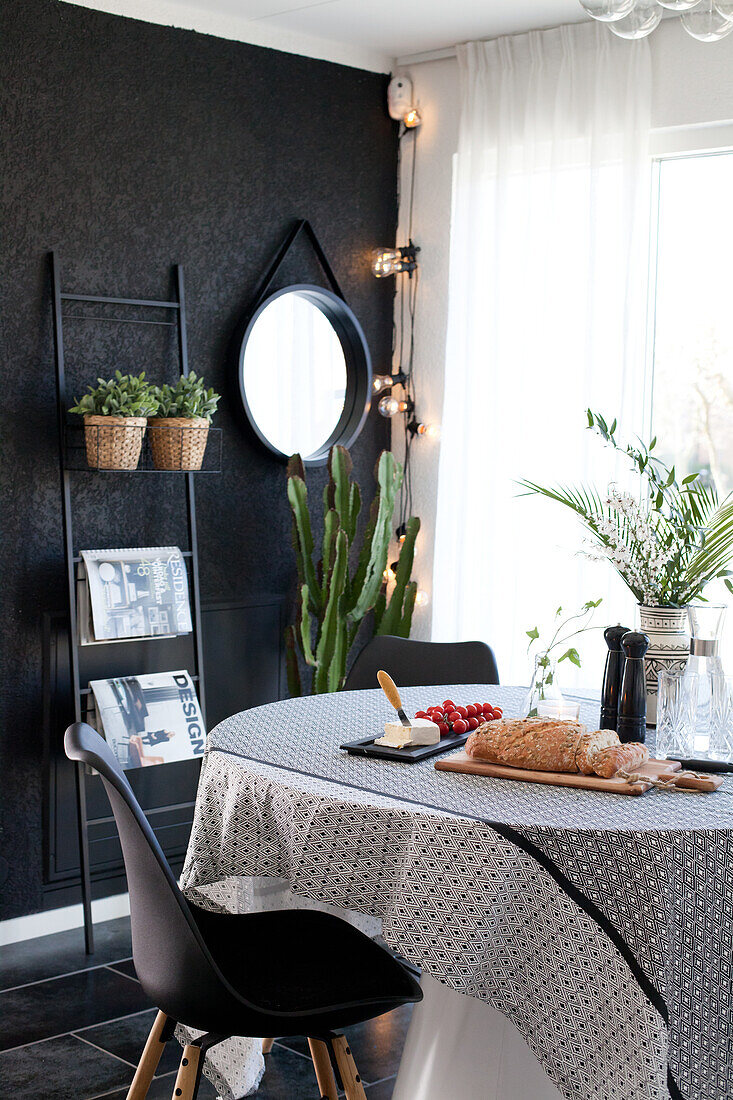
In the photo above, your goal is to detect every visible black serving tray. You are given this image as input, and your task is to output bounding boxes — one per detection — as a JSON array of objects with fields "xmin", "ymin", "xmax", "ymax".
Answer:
[{"xmin": 340, "ymin": 731, "xmax": 470, "ymax": 762}]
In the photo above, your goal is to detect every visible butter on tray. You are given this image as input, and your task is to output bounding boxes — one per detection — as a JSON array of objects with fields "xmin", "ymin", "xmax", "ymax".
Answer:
[{"xmin": 374, "ymin": 717, "xmax": 440, "ymax": 749}]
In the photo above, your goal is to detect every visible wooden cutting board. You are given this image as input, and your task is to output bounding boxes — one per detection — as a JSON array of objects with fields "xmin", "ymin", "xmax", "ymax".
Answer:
[{"xmin": 434, "ymin": 753, "xmax": 723, "ymax": 796}]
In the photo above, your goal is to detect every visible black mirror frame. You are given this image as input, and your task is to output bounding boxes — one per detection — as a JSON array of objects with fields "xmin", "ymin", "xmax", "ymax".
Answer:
[{"xmin": 237, "ymin": 283, "xmax": 372, "ymax": 468}]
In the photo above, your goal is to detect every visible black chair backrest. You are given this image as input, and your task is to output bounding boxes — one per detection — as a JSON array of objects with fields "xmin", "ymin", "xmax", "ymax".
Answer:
[
  {"xmin": 64, "ymin": 723, "xmax": 249, "ymax": 1031},
  {"xmin": 344, "ymin": 635, "xmax": 499, "ymax": 691}
]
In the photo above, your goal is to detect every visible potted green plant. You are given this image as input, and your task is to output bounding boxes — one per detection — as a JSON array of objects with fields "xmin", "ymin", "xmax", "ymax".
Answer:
[
  {"xmin": 69, "ymin": 371, "xmax": 158, "ymax": 470},
  {"xmin": 148, "ymin": 371, "xmax": 220, "ymax": 471},
  {"xmin": 519, "ymin": 410, "xmax": 733, "ymax": 721}
]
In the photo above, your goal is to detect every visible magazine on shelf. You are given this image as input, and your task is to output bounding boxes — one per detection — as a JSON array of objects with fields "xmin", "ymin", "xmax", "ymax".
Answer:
[
  {"xmin": 89, "ymin": 670, "xmax": 205, "ymax": 770},
  {"xmin": 78, "ymin": 546, "xmax": 192, "ymax": 645}
]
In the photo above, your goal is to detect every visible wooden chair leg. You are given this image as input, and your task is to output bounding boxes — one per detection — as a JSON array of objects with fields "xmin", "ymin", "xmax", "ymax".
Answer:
[
  {"xmin": 307, "ymin": 1037, "xmax": 339, "ymax": 1100},
  {"xmin": 126, "ymin": 1010, "xmax": 170, "ymax": 1100},
  {"xmin": 261, "ymin": 1037, "xmax": 275, "ymax": 1054},
  {"xmin": 171, "ymin": 1044, "xmax": 202, "ymax": 1100},
  {"xmin": 331, "ymin": 1034, "xmax": 367, "ymax": 1100}
]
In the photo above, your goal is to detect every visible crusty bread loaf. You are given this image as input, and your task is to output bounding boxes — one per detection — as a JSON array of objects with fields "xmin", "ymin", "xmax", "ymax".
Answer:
[
  {"xmin": 465, "ymin": 717, "xmax": 585, "ymax": 773},
  {"xmin": 592, "ymin": 742, "xmax": 648, "ymax": 779},
  {"xmin": 465, "ymin": 717, "xmax": 649, "ymax": 779},
  {"xmin": 575, "ymin": 728, "xmax": 620, "ymax": 775}
]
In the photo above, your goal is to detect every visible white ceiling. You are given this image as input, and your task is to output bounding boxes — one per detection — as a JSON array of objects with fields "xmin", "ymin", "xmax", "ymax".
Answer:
[
  {"xmin": 209, "ymin": 0, "xmax": 586, "ymax": 60},
  {"xmin": 65, "ymin": 0, "xmax": 588, "ymax": 72}
]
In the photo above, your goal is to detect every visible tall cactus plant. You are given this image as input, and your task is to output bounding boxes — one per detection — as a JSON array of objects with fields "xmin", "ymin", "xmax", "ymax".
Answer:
[{"xmin": 286, "ymin": 446, "xmax": 420, "ymax": 696}]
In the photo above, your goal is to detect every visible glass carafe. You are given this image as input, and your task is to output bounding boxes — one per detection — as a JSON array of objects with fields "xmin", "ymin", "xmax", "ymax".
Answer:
[{"xmin": 684, "ymin": 605, "xmax": 727, "ymax": 755}]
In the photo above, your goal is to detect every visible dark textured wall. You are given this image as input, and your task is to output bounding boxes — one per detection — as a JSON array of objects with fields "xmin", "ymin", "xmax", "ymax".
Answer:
[{"xmin": 0, "ymin": 0, "xmax": 396, "ymax": 920}]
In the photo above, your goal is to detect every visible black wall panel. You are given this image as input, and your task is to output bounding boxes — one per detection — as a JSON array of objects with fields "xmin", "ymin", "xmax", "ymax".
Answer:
[{"xmin": 0, "ymin": 0, "xmax": 396, "ymax": 920}]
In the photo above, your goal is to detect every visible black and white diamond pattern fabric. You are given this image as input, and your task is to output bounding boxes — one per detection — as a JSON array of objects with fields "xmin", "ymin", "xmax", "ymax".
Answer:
[{"xmin": 180, "ymin": 685, "xmax": 733, "ymax": 1100}]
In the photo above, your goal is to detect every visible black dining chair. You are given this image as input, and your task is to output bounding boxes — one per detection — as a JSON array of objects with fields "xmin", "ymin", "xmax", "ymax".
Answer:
[
  {"xmin": 344, "ymin": 635, "xmax": 499, "ymax": 691},
  {"xmin": 64, "ymin": 722, "xmax": 422, "ymax": 1100}
]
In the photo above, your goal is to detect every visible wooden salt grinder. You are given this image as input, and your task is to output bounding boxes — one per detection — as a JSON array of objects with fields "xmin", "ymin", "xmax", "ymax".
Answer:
[
  {"xmin": 600, "ymin": 625, "xmax": 630, "ymax": 731},
  {"xmin": 617, "ymin": 631, "xmax": 649, "ymax": 744}
]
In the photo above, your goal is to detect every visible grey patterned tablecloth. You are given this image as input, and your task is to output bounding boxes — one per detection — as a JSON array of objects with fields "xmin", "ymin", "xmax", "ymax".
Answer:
[{"xmin": 180, "ymin": 685, "xmax": 733, "ymax": 1100}]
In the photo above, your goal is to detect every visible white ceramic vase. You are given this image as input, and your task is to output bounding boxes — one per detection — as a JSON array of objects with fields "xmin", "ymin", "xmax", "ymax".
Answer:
[{"xmin": 638, "ymin": 605, "xmax": 690, "ymax": 726}]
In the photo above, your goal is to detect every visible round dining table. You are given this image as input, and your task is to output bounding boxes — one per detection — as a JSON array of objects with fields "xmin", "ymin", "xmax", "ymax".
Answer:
[{"xmin": 179, "ymin": 685, "xmax": 733, "ymax": 1100}]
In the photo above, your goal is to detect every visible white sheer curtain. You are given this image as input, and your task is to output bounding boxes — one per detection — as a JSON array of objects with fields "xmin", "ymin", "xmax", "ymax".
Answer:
[{"xmin": 432, "ymin": 22, "xmax": 652, "ymax": 686}]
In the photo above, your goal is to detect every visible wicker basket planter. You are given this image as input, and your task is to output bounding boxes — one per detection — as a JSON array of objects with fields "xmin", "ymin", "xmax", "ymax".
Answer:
[
  {"xmin": 148, "ymin": 417, "xmax": 210, "ymax": 471},
  {"xmin": 84, "ymin": 415, "xmax": 147, "ymax": 470}
]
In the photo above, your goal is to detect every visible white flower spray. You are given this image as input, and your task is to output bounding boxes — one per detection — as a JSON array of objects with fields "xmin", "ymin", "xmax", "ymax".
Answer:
[{"xmin": 579, "ymin": 485, "xmax": 681, "ymax": 604}]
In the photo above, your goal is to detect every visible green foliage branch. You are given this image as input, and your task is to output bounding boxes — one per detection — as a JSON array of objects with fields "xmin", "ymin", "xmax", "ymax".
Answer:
[
  {"xmin": 525, "ymin": 599, "xmax": 602, "ymax": 716},
  {"xmin": 518, "ymin": 409, "xmax": 733, "ymax": 607}
]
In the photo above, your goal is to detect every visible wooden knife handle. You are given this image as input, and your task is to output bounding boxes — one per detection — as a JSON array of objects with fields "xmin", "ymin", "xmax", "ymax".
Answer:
[{"xmin": 377, "ymin": 670, "xmax": 402, "ymax": 712}]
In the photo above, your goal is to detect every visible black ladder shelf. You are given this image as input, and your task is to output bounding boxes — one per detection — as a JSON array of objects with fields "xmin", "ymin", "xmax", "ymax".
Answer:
[{"xmin": 50, "ymin": 251, "xmax": 207, "ymax": 954}]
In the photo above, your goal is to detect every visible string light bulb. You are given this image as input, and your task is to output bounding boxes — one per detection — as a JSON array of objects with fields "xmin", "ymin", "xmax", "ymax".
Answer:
[
  {"xmin": 415, "ymin": 589, "xmax": 429, "ymax": 608},
  {"xmin": 383, "ymin": 566, "xmax": 396, "ymax": 584},
  {"xmin": 403, "ymin": 108, "xmax": 422, "ymax": 129},
  {"xmin": 396, "ymin": 522, "xmax": 407, "ymax": 545},
  {"xmin": 407, "ymin": 417, "xmax": 439, "ymax": 439},
  {"xmin": 371, "ymin": 242, "xmax": 420, "ymax": 278},
  {"xmin": 378, "ymin": 395, "xmax": 413, "ymax": 418},
  {"xmin": 372, "ymin": 371, "xmax": 407, "ymax": 394}
]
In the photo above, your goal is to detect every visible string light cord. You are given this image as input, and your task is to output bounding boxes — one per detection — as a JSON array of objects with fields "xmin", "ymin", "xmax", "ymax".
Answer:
[{"xmin": 396, "ymin": 124, "xmax": 420, "ymax": 530}]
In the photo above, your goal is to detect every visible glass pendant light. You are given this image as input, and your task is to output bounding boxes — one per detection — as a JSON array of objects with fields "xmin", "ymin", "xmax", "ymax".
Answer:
[
  {"xmin": 681, "ymin": 0, "xmax": 733, "ymax": 38},
  {"xmin": 715, "ymin": 0, "xmax": 733, "ymax": 16},
  {"xmin": 579, "ymin": 0, "xmax": 634, "ymax": 19},
  {"xmin": 608, "ymin": 0, "xmax": 663, "ymax": 37},
  {"xmin": 657, "ymin": 0, "xmax": 698, "ymax": 8}
]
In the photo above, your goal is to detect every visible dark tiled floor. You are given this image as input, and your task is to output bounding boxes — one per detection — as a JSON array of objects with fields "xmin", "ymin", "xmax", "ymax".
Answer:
[
  {"xmin": 0, "ymin": 966, "xmax": 151, "ymax": 1050},
  {"xmin": 0, "ymin": 916, "xmax": 410, "ymax": 1097},
  {"xmin": 0, "ymin": 917, "xmax": 133, "ymax": 991},
  {"xmin": 80, "ymin": 1010, "xmax": 183, "ymax": 1077}
]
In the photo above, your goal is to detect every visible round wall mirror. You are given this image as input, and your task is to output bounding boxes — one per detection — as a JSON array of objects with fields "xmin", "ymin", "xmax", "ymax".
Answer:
[{"xmin": 237, "ymin": 284, "xmax": 372, "ymax": 465}]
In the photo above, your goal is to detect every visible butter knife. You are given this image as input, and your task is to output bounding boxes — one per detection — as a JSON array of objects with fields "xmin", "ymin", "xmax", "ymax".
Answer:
[{"xmin": 377, "ymin": 670, "xmax": 411, "ymax": 727}]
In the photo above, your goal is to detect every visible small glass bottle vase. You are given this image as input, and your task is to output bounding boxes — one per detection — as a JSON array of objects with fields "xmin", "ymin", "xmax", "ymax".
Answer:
[
  {"xmin": 684, "ymin": 605, "xmax": 732, "ymax": 758},
  {"xmin": 523, "ymin": 655, "xmax": 564, "ymax": 718}
]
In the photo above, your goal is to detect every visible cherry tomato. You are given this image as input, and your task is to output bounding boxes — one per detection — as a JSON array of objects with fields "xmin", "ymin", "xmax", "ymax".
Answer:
[
  {"xmin": 493, "ymin": 707, "xmax": 503, "ymax": 718},
  {"xmin": 414, "ymin": 710, "xmax": 429, "ymax": 719},
  {"xmin": 442, "ymin": 699, "xmax": 455, "ymax": 711},
  {"xmin": 482, "ymin": 703, "xmax": 494, "ymax": 715},
  {"xmin": 452, "ymin": 718, "xmax": 468, "ymax": 734},
  {"xmin": 455, "ymin": 706, "xmax": 468, "ymax": 718},
  {"xmin": 467, "ymin": 716, "xmax": 479, "ymax": 730},
  {"xmin": 447, "ymin": 711, "xmax": 461, "ymax": 724},
  {"xmin": 473, "ymin": 703, "xmax": 483, "ymax": 713},
  {"xmin": 465, "ymin": 704, "xmax": 478, "ymax": 717},
  {"xmin": 438, "ymin": 721, "xmax": 450, "ymax": 736}
]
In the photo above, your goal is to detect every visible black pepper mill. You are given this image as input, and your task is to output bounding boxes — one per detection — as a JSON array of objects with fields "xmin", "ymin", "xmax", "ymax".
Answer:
[
  {"xmin": 617, "ymin": 631, "xmax": 649, "ymax": 744},
  {"xmin": 600, "ymin": 625, "xmax": 630, "ymax": 731}
]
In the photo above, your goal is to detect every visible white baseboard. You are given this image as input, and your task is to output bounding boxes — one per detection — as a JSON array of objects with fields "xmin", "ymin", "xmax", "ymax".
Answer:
[{"xmin": 0, "ymin": 893, "xmax": 130, "ymax": 946}]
